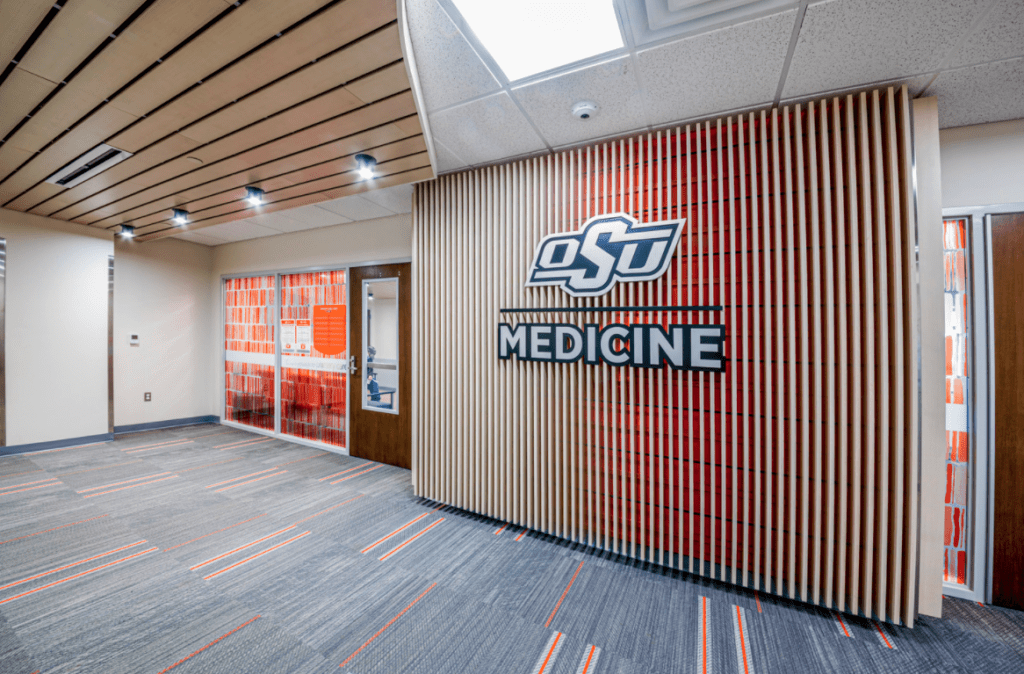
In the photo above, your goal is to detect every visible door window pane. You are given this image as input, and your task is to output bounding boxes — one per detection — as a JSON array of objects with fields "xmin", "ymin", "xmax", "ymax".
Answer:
[
  {"xmin": 224, "ymin": 275, "xmax": 276, "ymax": 430},
  {"xmin": 281, "ymin": 271, "xmax": 348, "ymax": 447},
  {"xmin": 363, "ymin": 278, "xmax": 399, "ymax": 414}
]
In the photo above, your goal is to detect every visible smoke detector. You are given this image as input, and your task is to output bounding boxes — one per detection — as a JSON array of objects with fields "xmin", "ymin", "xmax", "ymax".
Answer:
[{"xmin": 572, "ymin": 101, "xmax": 598, "ymax": 120}]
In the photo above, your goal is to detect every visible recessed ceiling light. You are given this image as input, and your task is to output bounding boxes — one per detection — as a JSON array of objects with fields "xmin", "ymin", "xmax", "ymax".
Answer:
[
  {"xmin": 245, "ymin": 186, "xmax": 264, "ymax": 207},
  {"xmin": 451, "ymin": 0, "xmax": 624, "ymax": 81},
  {"xmin": 355, "ymin": 154, "xmax": 377, "ymax": 181},
  {"xmin": 172, "ymin": 208, "xmax": 189, "ymax": 226},
  {"xmin": 119, "ymin": 224, "xmax": 135, "ymax": 238}
]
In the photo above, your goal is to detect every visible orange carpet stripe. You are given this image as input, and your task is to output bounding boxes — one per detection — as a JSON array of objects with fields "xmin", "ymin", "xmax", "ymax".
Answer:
[
  {"xmin": 702, "ymin": 596, "xmax": 709, "ymax": 674},
  {"xmin": 378, "ymin": 519, "xmax": 445, "ymax": 561},
  {"xmin": 0, "ymin": 477, "xmax": 58, "ymax": 490},
  {"xmin": 125, "ymin": 440, "xmax": 194, "ymax": 454},
  {"xmin": 122, "ymin": 438, "xmax": 193, "ymax": 451},
  {"xmin": 177, "ymin": 457, "xmax": 243, "ymax": 473},
  {"xmin": 156, "ymin": 615, "xmax": 261, "ymax": 674},
  {"xmin": 538, "ymin": 632, "xmax": 562, "ymax": 674},
  {"xmin": 755, "ymin": 590, "xmax": 762, "ymax": 613},
  {"xmin": 163, "ymin": 514, "xmax": 267, "ymax": 553},
  {"xmin": 82, "ymin": 475, "xmax": 178, "ymax": 498},
  {"xmin": 187, "ymin": 430, "xmax": 236, "ymax": 440},
  {"xmin": 494, "ymin": 523, "xmax": 508, "ymax": 535},
  {"xmin": 319, "ymin": 464, "xmax": 370, "ymax": 482},
  {"xmin": 190, "ymin": 526, "xmax": 296, "ymax": 570},
  {"xmin": 219, "ymin": 438, "xmax": 274, "ymax": 451},
  {"xmin": 35, "ymin": 441, "xmax": 108, "ymax": 454},
  {"xmin": 835, "ymin": 612, "xmax": 851, "ymax": 637},
  {"xmin": 205, "ymin": 468, "xmax": 278, "ymax": 489},
  {"xmin": 361, "ymin": 513, "xmax": 431, "ymax": 553},
  {"xmin": 214, "ymin": 470, "xmax": 288, "ymax": 493},
  {"xmin": 876, "ymin": 618, "xmax": 892, "ymax": 647},
  {"xmin": 203, "ymin": 531, "xmax": 310, "ymax": 580},
  {"xmin": 78, "ymin": 472, "xmax": 172, "ymax": 493},
  {"xmin": 338, "ymin": 582, "xmax": 437, "ymax": 668},
  {"xmin": 330, "ymin": 464, "xmax": 383, "ymax": 484},
  {"xmin": 545, "ymin": 560, "xmax": 585, "ymax": 628},
  {"xmin": 214, "ymin": 437, "xmax": 269, "ymax": 449},
  {"xmin": 0, "ymin": 514, "xmax": 110, "ymax": 546},
  {"xmin": 580, "ymin": 645, "xmax": 597, "ymax": 674},
  {"xmin": 515, "ymin": 529, "xmax": 528, "ymax": 542},
  {"xmin": 295, "ymin": 495, "xmax": 365, "ymax": 525},
  {"xmin": 0, "ymin": 540, "xmax": 148, "ymax": 592},
  {"xmin": 57, "ymin": 460, "xmax": 143, "ymax": 477},
  {"xmin": 279, "ymin": 452, "xmax": 329, "ymax": 466},
  {"xmin": 0, "ymin": 482, "xmax": 63, "ymax": 497},
  {"xmin": 0, "ymin": 469, "xmax": 44, "ymax": 479},
  {"xmin": 0, "ymin": 546, "xmax": 157, "ymax": 605},
  {"xmin": 736, "ymin": 607, "xmax": 751, "ymax": 674}
]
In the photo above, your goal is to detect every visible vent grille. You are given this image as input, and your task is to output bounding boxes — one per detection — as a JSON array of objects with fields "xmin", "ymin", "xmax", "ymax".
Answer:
[{"xmin": 45, "ymin": 144, "xmax": 132, "ymax": 189}]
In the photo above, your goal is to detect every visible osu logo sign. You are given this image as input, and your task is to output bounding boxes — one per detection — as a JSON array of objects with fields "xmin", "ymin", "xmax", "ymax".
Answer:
[{"xmin": 526, "ymin": 213, "xmax": 685, "ymax": 297}]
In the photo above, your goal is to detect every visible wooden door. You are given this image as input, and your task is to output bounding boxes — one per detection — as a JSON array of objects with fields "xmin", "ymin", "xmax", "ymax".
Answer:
[
  {"xmin": 348, "ymin": 263, "xmax": 412, "ymax": 469},
  {"xmin": 992, "ymin": 212, "xmax": 1024, "ymax": 609}
]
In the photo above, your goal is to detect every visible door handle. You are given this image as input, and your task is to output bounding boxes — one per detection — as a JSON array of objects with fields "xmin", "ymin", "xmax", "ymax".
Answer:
[{"xmin": 349, "ymin": 355, "xmax": 358, "ymax": 375}]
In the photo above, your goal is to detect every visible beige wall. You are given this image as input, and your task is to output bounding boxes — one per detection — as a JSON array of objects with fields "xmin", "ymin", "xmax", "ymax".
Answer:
[
  {"xmin": 114, "ymin": 237, "xmax": 215, "ymax": 428},
  {"xmin": 0, "ymin": 208, "xmax": 113, "ymax": 446},
  {"xmin": 940, "ymin": 118, "xmax": 1024, "ymax": 208}
]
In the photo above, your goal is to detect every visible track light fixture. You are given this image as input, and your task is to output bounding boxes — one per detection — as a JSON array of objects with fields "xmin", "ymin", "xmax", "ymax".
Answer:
[
  {"xmin": 355, "ymin": 154, "xmax": 377, "ymax": 181},
  {"xmin": 172, "ymin": 208, "xmax": 189, "ymax": 226},
  {"xmin": 119, "ymin": 224, "xmax": 135, "ymax": 238},
  {"xmin": 245, "ymin": 186, "xmax": 264, "ymax": 207}
]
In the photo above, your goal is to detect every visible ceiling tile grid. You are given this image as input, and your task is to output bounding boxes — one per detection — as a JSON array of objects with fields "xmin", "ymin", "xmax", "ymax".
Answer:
[{"xmin": 427, "ymin": 91, "xmax": 548, "ymax": 167}]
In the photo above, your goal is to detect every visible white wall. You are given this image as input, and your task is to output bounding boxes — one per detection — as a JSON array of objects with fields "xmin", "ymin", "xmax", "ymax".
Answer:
[
  {"xmin": 940, "ymin": 118, "xmax": 1024, "ymax": 208},
  {"xmin": 114, "ymin": 237, "xmax": 215, "ymax": 427},
  {"xmin": 0, "ymin": 208, "xmax": 113, "ymax": 446}
]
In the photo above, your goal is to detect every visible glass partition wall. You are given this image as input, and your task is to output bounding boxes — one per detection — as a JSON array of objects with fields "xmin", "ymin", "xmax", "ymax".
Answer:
[{"xmin": 223, "ymin": 269, "xmax": 349, "ymax": 451}]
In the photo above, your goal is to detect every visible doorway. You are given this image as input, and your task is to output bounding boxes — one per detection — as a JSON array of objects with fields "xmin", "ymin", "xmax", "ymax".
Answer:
[
  {"xmin": 348, "ymin": 263, "xmax": 412, "ymax": 469},
  {"xmin": 991, "ymin": 212, "xmax": 1024, "ymax": 610}
]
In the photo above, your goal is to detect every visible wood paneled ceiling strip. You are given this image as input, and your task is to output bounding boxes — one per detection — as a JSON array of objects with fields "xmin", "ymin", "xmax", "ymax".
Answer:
[
  {"xmin": 0, "ymin": 68, "xmax": 55, "ymax": 141},
  {"xmin": 0, "ymin": 0, "xmax": 229, "ymax": 193},
  {"xmin": 130, "ymin": 139, "xmax": 427, "ymax": 233},
  {"xmin": 22, "ymin": 4, "xmax": 400, "ymax": 219},
  {"xmin": 120, "ymin": 123, "xmax": 423, "ymax": 230},
  {"xmin": 0, "ymin": 0, "xmax": 345, "ymax": 207},
  {"xmin": 136, "ymin": 164, "xmax": 435, "ymax": 242},
  {"xmin": 81, "ymin": 89, "xmax": 418, "ymax": 227},
  {"xmin": 0, "ymin": 1, "xmax": 56, "ymax": 81}
]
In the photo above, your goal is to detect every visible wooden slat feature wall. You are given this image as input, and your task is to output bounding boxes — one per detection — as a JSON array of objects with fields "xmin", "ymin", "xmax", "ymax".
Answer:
[
  {"xmin": 0, "ymin": 0, "xmax": 433, "ymax": 241},
  {"xmin": 412, "ymin": 86, "xmax": 923, "ymax": 625}
]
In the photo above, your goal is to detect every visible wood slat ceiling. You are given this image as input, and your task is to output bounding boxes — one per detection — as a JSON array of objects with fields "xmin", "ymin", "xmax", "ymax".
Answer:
[{"xmin": 0, "ymin": 0, "xmax": 434, "ymax": 242}]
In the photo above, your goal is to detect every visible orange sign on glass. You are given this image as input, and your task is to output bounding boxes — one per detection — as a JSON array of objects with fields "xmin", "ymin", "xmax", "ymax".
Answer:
[{"xmin": 313, "ymin": 305, "xmax": 346, "ymax": 355}]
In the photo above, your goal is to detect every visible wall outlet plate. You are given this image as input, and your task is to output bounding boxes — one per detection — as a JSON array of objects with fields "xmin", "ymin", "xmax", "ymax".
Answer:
[
  {"xmin": 144, "ymin": 392, "xmax": 151, "ymax": 402},
  {"xmin": 129, "ymin": 334, "xmax": 140, "ymax": 346}
]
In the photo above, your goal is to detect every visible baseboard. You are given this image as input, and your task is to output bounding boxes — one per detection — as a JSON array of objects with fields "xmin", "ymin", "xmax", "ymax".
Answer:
[
  {"xmin": 0, "ymin": 433, "xmax": 115, "ymax": 457},
  {"xmin": 113, "ymin": 415, "xmax": 220, "ymax": 435}
]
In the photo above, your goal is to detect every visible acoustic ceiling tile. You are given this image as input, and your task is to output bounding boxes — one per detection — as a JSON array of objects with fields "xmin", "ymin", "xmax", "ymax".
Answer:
[
  {"xmin": 316, "ymin": 194, "xmax": 394, "ymax": 221},
  {"xmin": 782, "ymin": 0, "xmax": 987, "ymax": 99},
  {"xmin": 635, "ymin": 10, "xmax": 795, "ymax": 127},
  {"xmin": 172, "ymin": 230, "xmax": 230, "ymax": 246},
  {"xmin": 431, "ymin": 138, "xmax": 468, "ymax": 173},
  {"xmin": 512, "ymin": 55, "xmax": 647, "ymax": 148},
  {"xmin": 428, "ymin": 91, "xmax": 547, "ymax": 166},
  {"xmin": 926, "ymin": 57, "xmax": 1024, "ymax": 129},
  {"xmin": 943, "ymin": 0, "xmax": 1024, "ymax": 69},
  {"xmin": 360, "ymin": 183, "xmax": 414, "ymax": 214},
  {"xmin": 196, "ymin": 220, "xmax": 281, "ymax": 243},
  {"xmin": 406, "ymin": 0, "xmax": 501, "ymax": 112}
]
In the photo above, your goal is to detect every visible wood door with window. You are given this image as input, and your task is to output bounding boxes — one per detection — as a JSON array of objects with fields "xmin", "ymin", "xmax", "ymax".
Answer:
[
  {"xmin": 992, "ymin": 212, "xmax": 1024, "ymax": 609},
  {"xmin": 348, "ymin": 263, "xmax": 412, "ymax": 469}
]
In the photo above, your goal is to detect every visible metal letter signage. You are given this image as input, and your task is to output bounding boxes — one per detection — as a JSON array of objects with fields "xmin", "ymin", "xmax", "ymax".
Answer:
[{"xmin": 525, "ymin": 213, "xmax": 685, "ymax": 297}]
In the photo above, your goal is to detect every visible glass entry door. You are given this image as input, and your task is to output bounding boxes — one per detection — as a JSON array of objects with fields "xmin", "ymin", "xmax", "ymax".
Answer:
[{"xmin": 223, "ymin": 270, "xmax": 349, "ymax": 451}]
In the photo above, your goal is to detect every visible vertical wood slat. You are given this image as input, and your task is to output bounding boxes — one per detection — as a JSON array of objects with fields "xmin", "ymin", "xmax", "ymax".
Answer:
[{"xmin": 412, "ymin": 87, "xmax": 920, "ymax": 624}]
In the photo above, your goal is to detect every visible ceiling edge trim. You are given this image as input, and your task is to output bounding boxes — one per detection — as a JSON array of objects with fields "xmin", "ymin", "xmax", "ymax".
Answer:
[{"xmin": 396, "ymin": 0, "xmax": 439, "ymax": 177}]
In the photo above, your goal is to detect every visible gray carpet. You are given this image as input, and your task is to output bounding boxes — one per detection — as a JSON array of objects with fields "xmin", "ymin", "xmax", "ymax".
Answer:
[{"xmin": 1, "ymin": 423, "xmax": 1022, "ymax": 673}]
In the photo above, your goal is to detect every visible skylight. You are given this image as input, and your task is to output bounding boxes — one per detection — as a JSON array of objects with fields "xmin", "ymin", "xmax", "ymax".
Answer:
[{"xmin": 451, "ymin": 0, "xmax": 625, "ymax": 82}]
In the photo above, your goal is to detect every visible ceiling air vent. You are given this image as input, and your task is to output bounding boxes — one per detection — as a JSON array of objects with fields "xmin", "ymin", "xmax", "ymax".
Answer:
[
  {"xmin": 45, "ymin": 144, "xmax": 132, "ymax": 188},
  {"xmin": 645, "ymin": 0, "xmax": 792, "ymax": 31}
]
